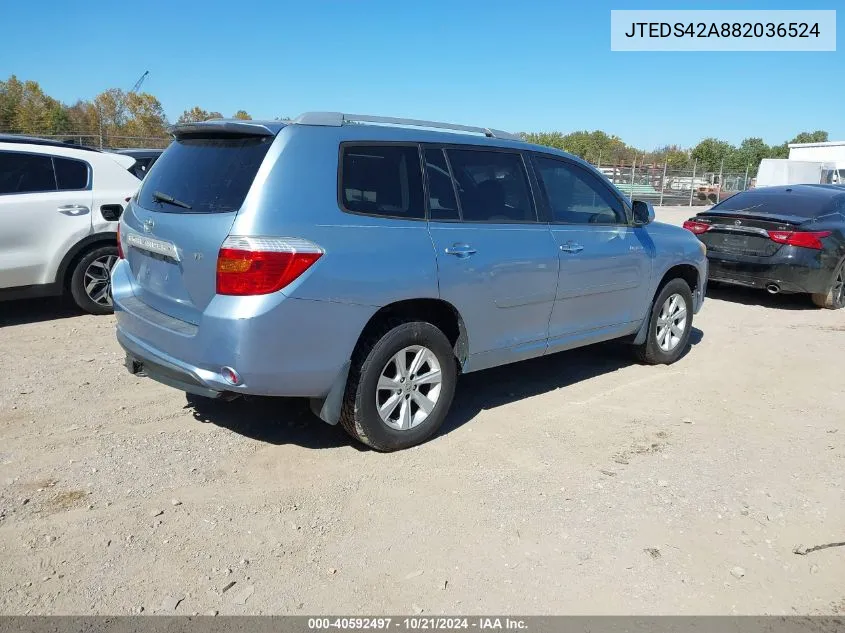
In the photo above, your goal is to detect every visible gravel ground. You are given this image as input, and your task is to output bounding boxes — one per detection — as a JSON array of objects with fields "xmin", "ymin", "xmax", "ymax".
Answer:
[{"xmin": 1, "ymin": 209, "xmax": 843, "ymax": 615}]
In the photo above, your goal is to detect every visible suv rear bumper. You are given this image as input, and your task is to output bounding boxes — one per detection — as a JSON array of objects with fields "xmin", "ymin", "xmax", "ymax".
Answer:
[
  {"xmin": 112, "ymin": 262, "xmax": 375, "ymax": 398},
  {"xmin": 119, "ymin": 329, "xmax": 233, "ymax": 400}
]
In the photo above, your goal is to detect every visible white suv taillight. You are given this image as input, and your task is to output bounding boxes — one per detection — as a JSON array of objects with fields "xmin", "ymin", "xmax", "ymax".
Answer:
[{"xmin": 216, "ymin": 236, "xmax": 323, "ymax": 296}]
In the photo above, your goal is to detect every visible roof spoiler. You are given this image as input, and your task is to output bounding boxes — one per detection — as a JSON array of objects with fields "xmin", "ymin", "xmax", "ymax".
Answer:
[{"xmin": 169, "ymin": 120, "xmax": 282, "ymax": 138}]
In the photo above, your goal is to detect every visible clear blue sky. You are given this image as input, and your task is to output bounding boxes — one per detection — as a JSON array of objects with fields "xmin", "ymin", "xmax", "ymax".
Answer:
[{"xmin": 1, "ymin": 0, "xmax": 842, "ymax": 150}]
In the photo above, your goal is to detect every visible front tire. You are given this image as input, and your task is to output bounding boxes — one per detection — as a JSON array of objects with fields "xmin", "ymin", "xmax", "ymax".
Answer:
[
  {"xmin": 633, "ymin": 278, "xmax": 694, "ymax": 365},
  {"xmin": 340, "ymin": 321, "xmax": 457, "ymax": 452},
  {"xmin": 811, "ymin": 259, "xmax": 845, "ymax": 310},
  {"xmin": 69, "ymin": 246, "xmax": 119, "ymax": 315}
]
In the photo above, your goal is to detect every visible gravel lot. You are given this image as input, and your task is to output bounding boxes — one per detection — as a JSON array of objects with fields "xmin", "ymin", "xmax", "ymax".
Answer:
[{"xmin": 1, "ymin": 208, "xmax": 843, "ymax": 615}]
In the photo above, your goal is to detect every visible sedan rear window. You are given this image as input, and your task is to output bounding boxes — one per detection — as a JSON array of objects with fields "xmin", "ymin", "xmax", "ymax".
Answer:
[
  {"xmin": 713, "ymin": 189, "xmax": 834, "ymax": 218},
  {"xmin": 137, "ymin": 137, "xmax": 273, "ymax": 213}
]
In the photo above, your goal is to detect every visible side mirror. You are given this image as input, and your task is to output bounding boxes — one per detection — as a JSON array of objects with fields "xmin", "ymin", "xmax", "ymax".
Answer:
[{"xmin": 632, "ymin": 199, "xmax": 655, "ymax": 226}]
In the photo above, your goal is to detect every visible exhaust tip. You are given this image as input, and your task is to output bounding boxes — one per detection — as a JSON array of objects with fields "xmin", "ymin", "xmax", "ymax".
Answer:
[
  {"xmin": 221, "ymin": 366, "xmax": 241, "ymax": 385},
  {"xmin": 766, "ymin": 283, "xmax": 780, "ymax": 295}
]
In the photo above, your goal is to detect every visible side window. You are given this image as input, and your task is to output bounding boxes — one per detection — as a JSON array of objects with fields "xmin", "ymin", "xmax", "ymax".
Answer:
[
  {"xmin": 0, "ymin": 152, "xmax": 57, "ymax": 195},
  {"xmin": 534, "ymin": 156, "xmax": 626, "ymax": 225},
  {"xmin": 340, "ymin": 145, "xmax": 424, "ymax": 219},
  {"xmin": 445, "ymin": 149, "xmax": 536, "ymax": 223},
  {"xmin": 54, "ymin": 157, "xmax": 89, "ymax": 190},
  {"xmin": 423, "ymin": 148, "xmax": 459, "ymax": 221}
]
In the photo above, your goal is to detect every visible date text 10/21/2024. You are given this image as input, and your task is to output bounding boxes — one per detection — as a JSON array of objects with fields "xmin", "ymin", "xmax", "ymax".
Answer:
[{"xmin": 307, "ymin": 618, "xmax": 528, "ymax": 630}]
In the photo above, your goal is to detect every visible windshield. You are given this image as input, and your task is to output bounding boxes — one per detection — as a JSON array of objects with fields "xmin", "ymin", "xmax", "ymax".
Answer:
[{"xmin": 137, "ymin": 136, "xmax": 273, "ymax": 214}]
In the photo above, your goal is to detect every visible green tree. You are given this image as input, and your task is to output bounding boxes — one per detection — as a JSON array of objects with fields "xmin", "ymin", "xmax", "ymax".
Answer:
[
  {"xmin": 123, "ymin": 92, "xmax": 168, "ymax": 144},
  {"xmin": 690, "ymin": 137, "xmax": 736, "ymax": 172},
  {"xmin": 177, "ymin": 107, "xmax": 223, "ymax": 123},
  {"xmin": 789, "ymin": 130, "xmax": 828, "ymax": 144},
  {"xmin": 233, "ymin": 110, "xmax": 252, "ymax": 120},
  {"xmin": 728, "ymin": 137, "xmax": 771, "ymax": 174}
]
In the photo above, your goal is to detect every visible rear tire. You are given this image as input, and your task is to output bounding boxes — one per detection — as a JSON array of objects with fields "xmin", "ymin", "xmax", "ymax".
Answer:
[
  {"xmin": 811, "ymin": 259, "xmax": 845, "ymax": 310},
  {"xmin": 69, "ymin": 246, "xmax": 119, "ymax": 315},
  {"xmin": 633, "ymin": 278, "xmax": 694, "ymax": 365},
  {"xmin": 340, "ymin": 320, "xmax": 457, "ymax": 452}
]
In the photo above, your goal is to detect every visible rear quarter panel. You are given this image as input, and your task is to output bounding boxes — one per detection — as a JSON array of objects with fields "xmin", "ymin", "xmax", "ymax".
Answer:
[
  {"xmin": 230, "ymin": 125, "xmax": 440, "ymax": 307},
  {"xmin": 643, "ymin": 221, "xmax": 708, "ymax": 309}
]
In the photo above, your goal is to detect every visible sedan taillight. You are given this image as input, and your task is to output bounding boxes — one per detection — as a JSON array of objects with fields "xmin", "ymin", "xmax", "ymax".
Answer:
[
  {"xmin": 216, "ymin": 236, "xmax": 323, "ymax": 296},
  {"xmin": 767, "ymin": 230, "xmax": 831, "ymax": 250},
  {"xmin": 682, "ymin": 220, "xmax": 711, "ymax": 235}
]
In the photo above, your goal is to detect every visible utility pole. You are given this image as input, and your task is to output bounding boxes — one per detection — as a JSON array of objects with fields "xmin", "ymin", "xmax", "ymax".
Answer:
[
  {"xmin": 717, "ymin": 158, "xmax": 724, "ymax": 204},
  {"xmin": 659, "ymin": 162, "xmax": 668, "ymax": 207},
  {"xmin": 688, "ymin": 158, "xmax": 698, "ymax": 207},
  {"xmin": 744, "ymin": 164, "xmax": 750, "ymax": 191}
]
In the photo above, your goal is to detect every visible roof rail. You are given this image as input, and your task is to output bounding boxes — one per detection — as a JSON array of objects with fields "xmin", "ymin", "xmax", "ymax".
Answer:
[{"xmin": 292, "ymin": 112, "xmax": 522, "ymax": 141}]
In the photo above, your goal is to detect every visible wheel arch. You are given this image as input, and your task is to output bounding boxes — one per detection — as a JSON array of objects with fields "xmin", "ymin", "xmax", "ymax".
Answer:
[
  {"xmin": 310, "ymin": 297, "xmax": 469, "ymax": 426},
  {"xmin": 355, "ymin": 298, "xmax": 469, "ymax": 369},
  {"xmin": 56, "ymin": 232, "xmax": 118, "ymax": 292},
  {"xmin": 632, "ymin": 263, "xmax": 700, "ymax": 346}
]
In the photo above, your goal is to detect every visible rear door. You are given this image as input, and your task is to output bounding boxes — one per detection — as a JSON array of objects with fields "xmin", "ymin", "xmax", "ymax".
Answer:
[
  {"xmin": 425, "ymin": 146, "xmax": 558, "ymax": 370},
  {"xmin": 121, "ymin": 131, "xmax": 275, "ymax": 323},
  {"xmin": 531, "ymin": 154, "xmax": 651, "ymax": 340},
  {"xmin": 0, "ymin": 150, "xmax": 93, "ymax": 288}
]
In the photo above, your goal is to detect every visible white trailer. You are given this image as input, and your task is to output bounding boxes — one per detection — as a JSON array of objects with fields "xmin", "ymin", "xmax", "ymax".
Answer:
[
  {"xmin": 755, "ymin": 158, "xmax": 838, "ymax": 188},
  {"xmin": 787, "ymin": 141, "xmax": 845, "ymax": 183}
]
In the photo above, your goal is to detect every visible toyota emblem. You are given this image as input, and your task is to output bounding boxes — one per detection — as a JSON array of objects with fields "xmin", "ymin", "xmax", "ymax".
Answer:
[
  {"xmin": 734, "ymin": 220, "xmax": 741, "ymax": 226},
  {"xmin": 143, "ymin": 218, "xmax": 155, "ymax": 233}
]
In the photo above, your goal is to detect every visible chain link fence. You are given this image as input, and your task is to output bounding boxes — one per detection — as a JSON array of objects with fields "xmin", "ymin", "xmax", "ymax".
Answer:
[
  {"xmin": 0, "ymin": 130, "xmax": 171, "ymax": 150},
  {"xmin": 593, "ymin": 161, "xmax": 752, "ymax": 207}
]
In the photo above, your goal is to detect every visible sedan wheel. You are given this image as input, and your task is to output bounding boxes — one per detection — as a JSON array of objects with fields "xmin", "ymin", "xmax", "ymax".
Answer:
[{"xmin": 812, "ymin": 259, "xmax": 845, "ymax": 310}]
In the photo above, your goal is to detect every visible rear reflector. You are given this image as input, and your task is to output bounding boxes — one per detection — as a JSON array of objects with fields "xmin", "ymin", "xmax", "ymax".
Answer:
[
  {"xmin": 682, "ymin": 220, "xmax": 711, "ymax": 235},
  {"xmin": 117, "ymin": 224, "xmax": 124, "ymax": 259},
  {"xmin": 216, "ymin": 236, "xmax": 323, "ymax": 296},
  {"xmin": 767, "ymin": 230, "xmax": 831, "ymax": 250}
]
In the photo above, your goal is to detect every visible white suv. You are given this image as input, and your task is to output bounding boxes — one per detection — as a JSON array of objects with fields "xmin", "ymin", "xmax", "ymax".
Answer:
[{"xmin": 0, "ymin": 135, "xmax": 142, "ymax": 314}]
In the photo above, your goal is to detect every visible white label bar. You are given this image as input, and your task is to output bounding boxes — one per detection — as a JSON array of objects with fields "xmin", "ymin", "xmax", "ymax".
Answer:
[{"xmin": 611, "ymin": 10, "xmax": 836, "ymax": 51}]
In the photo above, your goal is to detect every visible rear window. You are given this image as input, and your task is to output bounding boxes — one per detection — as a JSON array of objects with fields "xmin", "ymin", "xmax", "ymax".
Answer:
[
  {"xmin": 137, "ymin": 136, "xmax": 273, "ymax": 213},
  {"xmin": 340, "ymin": 144, "xmax": 425, "ymax": 219},
  {"xmin": 712, "ymin": 189, "xmax": 834, "ymax": 218}
]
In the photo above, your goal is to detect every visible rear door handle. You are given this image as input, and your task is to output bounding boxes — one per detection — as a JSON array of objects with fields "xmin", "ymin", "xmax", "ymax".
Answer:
[
  {"xmin": 57, "ymin": 204, "xmax": 90, "ymax": 216},
  {"xmin": 444, "ymin": 243, "xmax": 477, "ymax": 258},
  {"xmin": 560, "ymin": 242, "xmax": 584, "ymax": 254}
]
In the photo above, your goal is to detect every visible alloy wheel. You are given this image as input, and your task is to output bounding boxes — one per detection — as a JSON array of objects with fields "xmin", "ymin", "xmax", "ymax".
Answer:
[
  {"xmin": 655, "ymin": 293, "xmax": 687, "ymax": 352},
  {"xmin": 376, "ymin": 345, "xmax": 443, "ymax": 431},
  {"xmin": 84, "ymin": 254, "xmax": 118, "ymax": 307}
]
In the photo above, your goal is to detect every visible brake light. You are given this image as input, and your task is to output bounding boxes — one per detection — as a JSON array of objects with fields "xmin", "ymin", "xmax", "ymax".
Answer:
[
  {"xmin": 767, "ymin": 230, "xmax": 831, "ymax": 250},
  {"xmin": 117, "ymin": 224, "xmax": 124, "ymax": 259},
  {"xmin": 683, "ymin": 220, "xmax": 711, "ymax": 235},
  {"xmin": 216, "ymin": 236, "xmax": 323, "ymax": 296}
]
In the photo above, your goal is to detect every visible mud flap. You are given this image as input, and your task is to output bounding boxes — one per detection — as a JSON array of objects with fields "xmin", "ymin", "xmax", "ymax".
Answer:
[{"xmin": 309, "ymin": 360, "xmax": 351, "ymax": 425}]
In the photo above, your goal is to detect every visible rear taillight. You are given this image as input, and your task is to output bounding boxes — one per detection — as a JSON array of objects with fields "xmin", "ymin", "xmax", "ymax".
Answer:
[
  {"xmin": 117, "ymin": 224, "xmax": 124, "ymax": 259},
  {"xmin": 767, "ymin": 230, "xmax": 831, "ymax": 250},
  {"xmin": 216, "ymin": 236, "xmax": 323, "ymax": 296},
  {"xmin": 683, "ymin": 220, "xmax": 711, "ymax": 235}
]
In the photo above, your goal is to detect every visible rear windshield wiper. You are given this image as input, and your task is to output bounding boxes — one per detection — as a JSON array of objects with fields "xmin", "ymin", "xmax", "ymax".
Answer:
[{"xmin": 151, "ymin": 190, "xmax": 192, "ymax": 210}]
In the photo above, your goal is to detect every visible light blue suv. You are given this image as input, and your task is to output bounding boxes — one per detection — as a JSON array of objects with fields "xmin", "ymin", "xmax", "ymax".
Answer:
[{"xmin": 113, "ymin": 112, "xmax": 707, "ymax": 451}]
